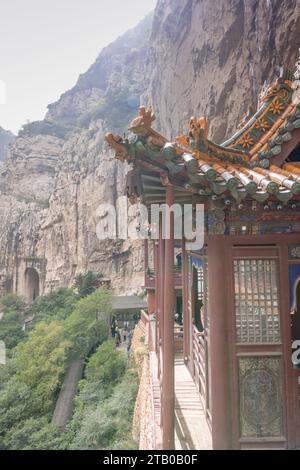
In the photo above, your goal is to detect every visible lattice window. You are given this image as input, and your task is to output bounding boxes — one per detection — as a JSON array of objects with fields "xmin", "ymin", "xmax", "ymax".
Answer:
[
  {"xmin": 234, "ymin": 259, "xmax": 281, "ymax": 343},
  {"xmin": 191, "ymin": 257, "xmax": 209, "ymax": 329},
  {"xmin": 197, "ymin": 266, "xmax": 204, "ymax": 301}
]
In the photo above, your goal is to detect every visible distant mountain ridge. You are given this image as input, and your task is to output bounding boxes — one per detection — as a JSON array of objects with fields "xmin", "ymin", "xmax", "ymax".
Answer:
[{"xmin": 20, "ymin": 13, "xmax": 153, "ymax": 139}]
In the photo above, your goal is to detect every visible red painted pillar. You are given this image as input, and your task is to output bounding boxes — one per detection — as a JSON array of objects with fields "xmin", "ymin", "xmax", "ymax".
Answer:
[
  {"xmin": 158, "ymin": 220, "xmax": 165, "ymax": 410},
  {"xmin": 207, "ymin": 236, "xmax": 231, "ymax": 449},
  {"xmin": 182, "ymin": 238, "xmax": 189, "ymax": 363},
  {"xmin": 154, "ymin": 241, "xmax": 159, "ymax": 353},
  {"xmin": 158, "ymin": 216, "xmax": 165, "ymax": 354},
  {"xmin": 162, "ymin": 185, "xmax": 175, "ymax": 449},
  {"xmin": 147, "ymin": 291, "xmax": 155, "ymax": 315},
  {"xmin": 144, "ymin": 238, "xmax": 149, "ymax": 276}
]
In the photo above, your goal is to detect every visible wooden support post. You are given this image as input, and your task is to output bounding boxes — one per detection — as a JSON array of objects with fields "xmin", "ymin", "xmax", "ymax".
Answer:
[
  {"xmin": 144, "ymin": 238, "xmax": 149, "ymax": 275},
  {"xmin": 162, "ymin": 185, "xmax": 175, "ymax": 449},
  {"xmin": 159, "ymin": 222, "xmax": 165, "ymax": 363},
  {"xmin": 182, "ymin": 237, "xmax": 189, "ymax": 363},
  {"xmin": 154, "ymin": 241, "xmax": 159, "ymax": 353},
  {"xmin": 158, "ymin": 218, "xmax": 165, "ymax": 420},
  {"xmin": 207, "ymin": 236, "xmax": 231, "ymax": 449}
]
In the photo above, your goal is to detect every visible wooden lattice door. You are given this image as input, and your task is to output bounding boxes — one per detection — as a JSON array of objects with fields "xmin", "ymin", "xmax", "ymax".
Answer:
[
  {"xmin": 289, "ymin": 260, "xmax": 300, "ymax": 448},
  {"xmin": 231, "ymin": 247, "xmax": 288, "ymax": 449}
]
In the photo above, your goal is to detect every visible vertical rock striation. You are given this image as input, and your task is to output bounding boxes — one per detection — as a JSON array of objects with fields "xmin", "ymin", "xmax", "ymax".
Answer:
[{"xmin": 145, "ymin": 0, "xmax": 300, "ymax": 142}]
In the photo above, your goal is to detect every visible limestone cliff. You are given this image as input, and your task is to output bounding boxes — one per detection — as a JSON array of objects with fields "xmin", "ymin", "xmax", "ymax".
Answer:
[
  {"xmin": 0, "ymin": 127, "xmax": 15, "ymax": 161},
  {"xmin": 0, "ymin": 15, "xmax": 153, "ymax": 299},
  {"xmin": 145, "ymin": 0, "xmax": 300, "ymax": 142},
  {"xmin": 0, "ymin": 1, "xmax": 299, "ymax": 301}
]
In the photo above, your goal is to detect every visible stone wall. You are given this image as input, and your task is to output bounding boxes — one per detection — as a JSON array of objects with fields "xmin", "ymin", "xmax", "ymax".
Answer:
[{"xmin": 132, "ymin": 316, "xmax": 155, "ymax": 450}]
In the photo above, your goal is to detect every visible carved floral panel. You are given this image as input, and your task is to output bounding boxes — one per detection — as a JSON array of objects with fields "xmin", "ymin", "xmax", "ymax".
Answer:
[{"xmin": 238, "ymin": 357, "xmax": 283, "ymax": 438}]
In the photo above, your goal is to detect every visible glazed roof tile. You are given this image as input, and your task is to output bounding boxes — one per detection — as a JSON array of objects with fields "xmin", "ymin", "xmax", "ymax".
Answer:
[{"xmin": 106, "ymin": 70, "xmax": 300, "ymax": 205}]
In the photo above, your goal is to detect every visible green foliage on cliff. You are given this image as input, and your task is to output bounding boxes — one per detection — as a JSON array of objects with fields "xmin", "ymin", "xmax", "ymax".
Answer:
[
  {"xmin": 67, "ymin": 341, "xmax": 138, "ymax": 450},
  {"xmin": 13, "ymin": 322, "xmax": 72, "ymax": 412},
  {"xmin": 73, "ymin": 271, "xmax": 103, "ymax": 298},
  {"xmin": 0, "ymin": 295, "xmax": 25, "ymax": 349},
  {"xmin": 64, "ymin": 288, "xmax": 112, "ymax": 356},
  {"xmin": 69, "ymin": 369, "xmax": 138, "ymax": 450},
  {"xmin": 80, "ymin": 341, "xmax": 127, "ymax": 403},
  {"xmin": 3, "ymin": 417, "xmax": 66, "ymax": 451},
  {"xmin": 28, "ymin": 288, "xmax": 78, "ymax": 323},
  {"xmin": 0, "ymin": 287, "xmax": 117, "ymax": 450}
]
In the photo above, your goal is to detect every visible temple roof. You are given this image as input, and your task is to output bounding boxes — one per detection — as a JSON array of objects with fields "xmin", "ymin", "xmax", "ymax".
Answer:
[{"xmin": 106, "ymin": 68, "xmax": 300, "ymax": 206}]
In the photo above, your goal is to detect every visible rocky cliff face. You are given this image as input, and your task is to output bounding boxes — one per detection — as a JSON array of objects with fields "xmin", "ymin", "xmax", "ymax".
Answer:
[
  {"xmin": 0, "ymin": 127, "xmax": 15, "ymax": 162},
  {"xmin": 145, "ymin": 0, "xmax": 300, "ymax": 142},
  {"xmin": 0, "ymin": 15, "xmax": 153, "ymax": 299},
  {"xmin": 0, "ymin": 1, "xmax": 299, "ymax": 300}
]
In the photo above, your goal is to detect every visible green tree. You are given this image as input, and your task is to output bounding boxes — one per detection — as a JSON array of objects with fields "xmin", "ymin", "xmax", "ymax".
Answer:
[
  {"xmin": 0, "ymin": 288, "xmax": 116, "ymax": 450},
  {"xmin": 84, "ymin": 340, "xmax": 127, "ymax": 395},
  {"xmin": 64, "ymin": 288, "xmax": 112, "ymax": 356},
  {"xmin": 73, "ymin": 272, "xmax": 103, "ymax": 298},
  {"xmin": 0, "ymin": 379, "xmax": 37, "ymax": 441},
  {"xmin": 70, "ymin": 366, "xmax": 138, "ymax": 450},
  {"xmin": 0, "ymin": 294, "xmax": 25, "ymax": 349},
  {"xmin": 3, "ymin": 417, "xmax": 68, "ymax": 450},
  {"xmin": 13, "ymin": 322, "xmax": 72, "ymax": 412},
  {"xmin": 28, "ymin": 288, "xmax": 78, "ymax": 324}
]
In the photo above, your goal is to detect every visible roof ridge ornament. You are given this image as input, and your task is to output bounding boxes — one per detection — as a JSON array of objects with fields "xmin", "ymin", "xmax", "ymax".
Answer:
[{"xmin": 128, "ymin": 106, "xmax": 167, "ymax": 148}]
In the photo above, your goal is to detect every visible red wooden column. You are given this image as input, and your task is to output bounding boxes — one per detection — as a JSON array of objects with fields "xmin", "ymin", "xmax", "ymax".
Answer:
[
  {"xmin": 162, "ymin": 185, "xmax": 175, "ymax": 449},
  {"xmin": 154, "ymin": 240, "xmax": 159, "ymax": 353},
  {"xmin": 158, "ymin": 216, "xmax": 165, "ymax": 426},
  {"xmin": 207, "ymin": 236, "xmax": 231, "ymax": 449},
  {"xmin": 182, "ymin": 237, "xmax": 189, "ymax": 362},
  {"xmin": 158, "ymin": 220, "xmax": 165, "ymax": 367},
  {"xmin": 144, "ymin": 238, "xmax": 149, "ymax": 275}
]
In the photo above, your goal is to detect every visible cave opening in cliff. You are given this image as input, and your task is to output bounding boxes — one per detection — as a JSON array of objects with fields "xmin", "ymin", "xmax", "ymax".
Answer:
[{"xmin": 25, "ymin": 267, "xmax": 40, "ymax": 302}]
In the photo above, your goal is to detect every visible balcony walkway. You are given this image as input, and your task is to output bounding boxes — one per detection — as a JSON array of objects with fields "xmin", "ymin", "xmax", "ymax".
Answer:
[{"xmin": 174, "ymin": 357, "xmax": 212, "ymax": 450}]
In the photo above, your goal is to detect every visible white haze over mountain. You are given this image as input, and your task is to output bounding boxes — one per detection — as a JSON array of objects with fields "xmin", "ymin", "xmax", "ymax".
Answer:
[{"xmin": 0, "ymin": 0, "xmax": 156, "ymax": 133}]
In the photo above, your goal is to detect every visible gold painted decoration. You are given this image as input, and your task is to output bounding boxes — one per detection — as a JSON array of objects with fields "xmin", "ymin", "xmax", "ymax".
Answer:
[
  {"xmin": 268, "ymin": 98, "xmax": 284, "ymax": 115},
  {"xmin": 255, "ymin": 118, "xmax": 270, "ymax": 132},
  {"xmin": 239, "ymin": 133, "xmax": 254, "ymax": 149}
]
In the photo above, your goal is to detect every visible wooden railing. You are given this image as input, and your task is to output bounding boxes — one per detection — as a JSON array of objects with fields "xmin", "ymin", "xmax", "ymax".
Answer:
[
  {"xmin": 193, "ymin": 325, "xmax": 207, "ymax": 407},
  {"xmin": 140, "ymin": 309, "xmax": 150, "ymax": 325},
  {"xmin": 174, "ymin": 325, "xmax": 184, "ymax": 353},
  {"xmin": 146, "ymin": 266, "xmax": 182, "ymax": 276},
  {"xmin": 148, "ymin": 316, "xmax": 156, "ymax": 352},
  {"xmin": 145, "ymin": 266, "xmax": 182, "ymax": 289}
]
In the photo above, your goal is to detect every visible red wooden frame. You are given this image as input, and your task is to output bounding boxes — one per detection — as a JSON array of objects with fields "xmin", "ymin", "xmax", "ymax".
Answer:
[{"xmin": 218, "ymin": 233, "xmax": 300, "ymax": 449}]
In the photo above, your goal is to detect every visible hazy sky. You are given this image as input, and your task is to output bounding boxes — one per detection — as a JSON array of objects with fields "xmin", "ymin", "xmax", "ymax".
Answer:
[{"xmin": 0, "ymin": 0, "xmax": 157, "ymax": 133}]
